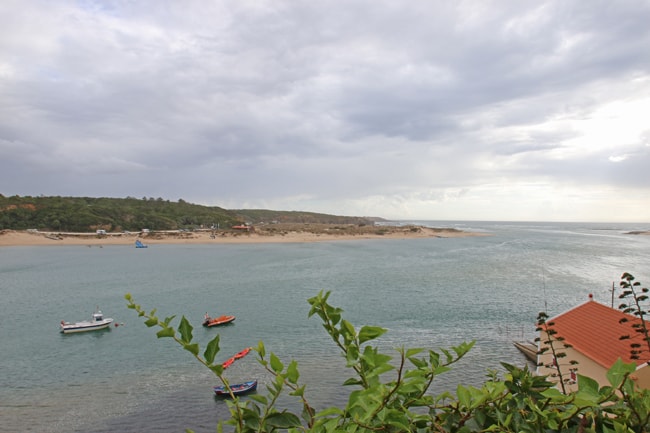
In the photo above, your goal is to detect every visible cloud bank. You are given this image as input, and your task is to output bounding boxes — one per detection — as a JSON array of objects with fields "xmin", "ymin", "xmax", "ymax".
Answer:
[{"xmin": 1, "ymin": 0, "xmax": 649, "ymax": 222}]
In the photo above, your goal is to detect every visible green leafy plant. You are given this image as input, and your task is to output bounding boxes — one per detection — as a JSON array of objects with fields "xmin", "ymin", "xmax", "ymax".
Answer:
[
  {"xmin": 127, "ymin": 279, "xmax": 650, "ymax": 433},
  {"xmin": 618, "ymin": 272, "xmax": 650, "ymax": 361},
  {"xmin": 535, "ymin": 311, "xmax": 579, "ymax": 395},
  {"xmin": 306, "ymin": 291, "xmax": 474, "ymax": 432}
]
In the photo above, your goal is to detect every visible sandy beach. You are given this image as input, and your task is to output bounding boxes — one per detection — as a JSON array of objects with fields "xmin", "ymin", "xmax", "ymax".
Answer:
[{"xmin": 0, "ymin": 224, "xmax": 486, "ymax": 247}]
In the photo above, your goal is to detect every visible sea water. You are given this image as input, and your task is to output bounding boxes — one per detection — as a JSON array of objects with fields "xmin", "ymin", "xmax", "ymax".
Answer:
[{"xmin": 1, "ymin": 221, "xmax": 648, "ymax": 432}]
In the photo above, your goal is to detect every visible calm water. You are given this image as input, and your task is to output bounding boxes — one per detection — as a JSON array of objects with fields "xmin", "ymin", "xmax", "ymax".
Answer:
[{"xmin": 1, "ymin": 221, "xmax": 649, "ymax": 432}]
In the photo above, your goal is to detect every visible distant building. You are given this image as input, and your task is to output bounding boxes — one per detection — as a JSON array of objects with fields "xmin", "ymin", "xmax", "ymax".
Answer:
[
  {"xmin": 232, "ymin": 224, "xmax": 251, "ymax": 231},
  {"xmin": 537, "ymin": 295, "xmax": 650, "ymax": 391},
  {"xmin": 96, "ymin": 229, "xmax": 106, "ymax": 235}
]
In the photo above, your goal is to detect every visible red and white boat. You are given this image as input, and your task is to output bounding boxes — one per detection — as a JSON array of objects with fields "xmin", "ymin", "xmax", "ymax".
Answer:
[{"xmin": 202, "ymin": 314, "xmax": 235, "ymax": 327}]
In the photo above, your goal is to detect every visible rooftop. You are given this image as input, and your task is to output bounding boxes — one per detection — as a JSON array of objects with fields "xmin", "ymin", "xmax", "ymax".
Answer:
[{"xmin": 547, "ymin": 296, "xmax": 650, "ymax": 369}]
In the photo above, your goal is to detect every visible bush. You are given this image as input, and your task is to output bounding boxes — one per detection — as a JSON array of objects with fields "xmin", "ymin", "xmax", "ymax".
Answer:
[{"xmin": 126, "ymin": 285, "xmax": 650, "ymax": 433}]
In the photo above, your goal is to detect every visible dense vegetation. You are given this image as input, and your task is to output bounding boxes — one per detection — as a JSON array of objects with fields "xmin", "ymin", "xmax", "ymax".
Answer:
[
  {"xmin": 0, "ymin": 195, "xmax": 240, "ymax": 232},
  {"xmin": 128, "ymin": 274, "xmax": 650, "ymax": 433},
  {"xmin": 0, "ymin": 195, "xmax": 376, "ymax": 232},
  {"xmin": 234, "ymin": 209, "xmax": 379, "ymax": 226}
]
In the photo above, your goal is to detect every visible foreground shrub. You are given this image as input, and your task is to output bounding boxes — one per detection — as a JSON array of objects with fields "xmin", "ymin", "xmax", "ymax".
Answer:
[{"xmin": 126, "ymin": 285, "xmax": 650, "ymax": 432}]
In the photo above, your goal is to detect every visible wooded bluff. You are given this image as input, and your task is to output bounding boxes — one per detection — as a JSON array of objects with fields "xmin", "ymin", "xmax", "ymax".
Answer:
[{"xmin": 0, "ymin": 194, "xmax": 377, "ymax": 232}]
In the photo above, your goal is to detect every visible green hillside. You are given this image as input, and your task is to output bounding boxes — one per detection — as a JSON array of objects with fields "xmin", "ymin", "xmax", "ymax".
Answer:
[
  {"xmin": 0, "ymin": 195, "xmax": 240, "ymax": 232},
  {"xmin": 0, "ymin": 195, "xmax": 380, "ymax": 232}
]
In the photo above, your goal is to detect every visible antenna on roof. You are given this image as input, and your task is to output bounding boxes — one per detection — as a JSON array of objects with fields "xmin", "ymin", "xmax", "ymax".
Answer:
[{"xmin": 610, "ymin": 281, "xmax": 615, "ymax": 308}]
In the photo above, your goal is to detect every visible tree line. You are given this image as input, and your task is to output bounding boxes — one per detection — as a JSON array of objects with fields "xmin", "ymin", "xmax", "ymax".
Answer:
[
  {"xmin": 0, "ymin": 194, "xmax": 378, "ymax": 232},
  {"xmin": 0, "ymin": 195, "xmax": 240, "ymax": 232}
]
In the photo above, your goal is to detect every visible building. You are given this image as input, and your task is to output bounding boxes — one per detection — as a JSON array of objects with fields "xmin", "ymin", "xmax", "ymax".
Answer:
[{"xmin": 537, "ymin": 294, "xmax": 650, "ymax": 391}]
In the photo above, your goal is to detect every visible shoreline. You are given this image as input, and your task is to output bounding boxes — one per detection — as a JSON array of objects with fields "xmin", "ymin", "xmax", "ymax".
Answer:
[{"xmin": 0, "ymin": 224, "xmax": 487, "ymax": 247}]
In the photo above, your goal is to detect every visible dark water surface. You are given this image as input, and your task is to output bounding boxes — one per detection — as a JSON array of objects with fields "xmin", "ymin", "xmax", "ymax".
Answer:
[{"xmin": 1, "ymin": 221, "xmax": 648, "ymax": 432}]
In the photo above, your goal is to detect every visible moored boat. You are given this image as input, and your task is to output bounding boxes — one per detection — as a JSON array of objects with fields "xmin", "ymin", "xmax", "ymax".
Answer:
[
  {"xmin": 213, "ymin": 379, "xmax": 257, "ymax": 397},
  {"xmin": 221, "ymin": 347, "xmax": 252, "ymax": 369},
  {"xmin": 60, "ymin": 309, "xmax": 114, "ymax": 334},
  {"xmin": 513, "ymin": 340, "xmax": 538, "ymax": 363},
  {"xmin": 202, "ymin": 314, "xmax": 235, "ymax": 327}
]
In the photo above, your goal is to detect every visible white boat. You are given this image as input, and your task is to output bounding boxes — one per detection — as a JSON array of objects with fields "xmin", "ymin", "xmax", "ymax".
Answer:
[{"xmin": 60, "ymin": 309, "xmax": 114, "ymax": 334}]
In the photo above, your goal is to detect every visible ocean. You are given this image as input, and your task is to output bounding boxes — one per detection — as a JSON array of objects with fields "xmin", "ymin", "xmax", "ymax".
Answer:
[{"xmin": 1, "ymin": 221, "xmax": 649, "ymax": 432}]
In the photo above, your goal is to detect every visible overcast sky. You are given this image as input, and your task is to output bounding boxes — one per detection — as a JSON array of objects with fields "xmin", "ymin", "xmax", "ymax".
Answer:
[{"xmin": 1, "ymin": 1, "xmax": 649, "ymax": 222}]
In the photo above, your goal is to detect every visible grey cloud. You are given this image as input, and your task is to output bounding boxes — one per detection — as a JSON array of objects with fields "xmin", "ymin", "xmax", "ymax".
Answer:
[{"xmin": 1, "ymin": 0, "xmax": 649, "ymax": 221}]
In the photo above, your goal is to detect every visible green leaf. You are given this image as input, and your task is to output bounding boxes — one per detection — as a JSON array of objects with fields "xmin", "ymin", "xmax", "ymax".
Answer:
[
  {"xmin": 144, "ymin": 317, "xmax": 158, "ymax": 327},
  {"xmin": 342, "ymin": 377, "xmax": 363, "ymax": 386},
  {"xmin": 270, "ymin": 353, "xmax": 283, "ymax": 373},
  {"xmin": 257, "ymin": 341, "xmax": 265, "ymax": 358},
  {"xmin": 383, "ymin": 409, "xmax": 410, "ymax": 431},
  {"xmin": 315, "ymin": 407, "xmax": 345, "ymax": 417},
  {"xmin": 249, "ymin": 394, "xmax": 268, "ymax": 405},
  {"xmin": 156, "ymin": 327, "xmax": 175, "ymax": 338},
  {"xmin": 183, "ymin": 342, "xmax": 199, "ymax": 356},
  {"xmin": 286, "ymin": 360, "xmax": 299, "ymax": 384},
  {"xmin": 341, "ymin": 320, "xmax": 356, "ymax": 342},
  {"xmin": 607, "ymin": 358, "xmax": 636, "ymax": 389},
  {"xmin": 399, "ymin": 379, "xmax": 427, "ymax": 394},
  {"xmin": 409, "ymin": 357, "xmax": 426, "ymax": 368},
  {"xmin": 405, "ymin": 347, "xmax": 423, "ymax": 358},
  {"xmin": 358, "ymin": 325, "xmax": 387, "ymax": 344},
  {"xmin": 204, "ymin": 334, "xmax": 220, "ymax": 365},
  {"xmin": 454, "ymin": 341, "xmax": 476, "ymax": 359},
  {"xmin": 289, "ymin": 384, "xmax": 306, "ymax": 397},
  {"xmin": 573, "ymin": 390, "xmax": 600, "ymax": 407},
  {"xmin": 457, "ymin": 384, "xmax": 470, "ymax": 409},
  {"xmin": 178, "ymin": 316, "xmax": 193, "ymax": 344},
  {"xmin": 264, "ymin": 411, "xmax": 302, "ymax": 429},
  {"xmin": 433, "ymin": 365, "xmax": 451, "ymax": 376},
  {"xmin": 577, "ymin": 373, "xmax": 599, "ymax": 394},
  {"xmin": 208, "ymin": 364, "xmax": 224, "ymax": 376},
  {"xmin": 346, "ymin": 345, "xmax": 359, "ymax": 365}
]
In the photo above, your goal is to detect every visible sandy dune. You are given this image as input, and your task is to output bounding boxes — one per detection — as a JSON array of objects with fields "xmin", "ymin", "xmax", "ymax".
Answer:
[{"xmin": 0, "ymin": 224, "xmax": 486, "ymax": 247}]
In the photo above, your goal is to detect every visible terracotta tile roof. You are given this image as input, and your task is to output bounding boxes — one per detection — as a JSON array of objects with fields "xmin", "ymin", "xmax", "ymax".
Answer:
[{"xmin": 547, "ymin": 298, "xmax": 650, "ymax": 368}]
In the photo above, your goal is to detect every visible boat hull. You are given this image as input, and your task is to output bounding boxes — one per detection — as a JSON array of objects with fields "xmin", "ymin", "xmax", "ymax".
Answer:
[
  {"xmin": 213, "ymin": 380, "xmax": 257, "ymax": 397},
  {"xmin": 513, "ymin": 341, "xmax": 538, "ymax": 363},
  {"xmin": 202, "ymin": 315, "xmax": 235, "ymax": 327},
  {"xmin": 61, "ymin": 319, "xmax": 114, "ymax": 334}
]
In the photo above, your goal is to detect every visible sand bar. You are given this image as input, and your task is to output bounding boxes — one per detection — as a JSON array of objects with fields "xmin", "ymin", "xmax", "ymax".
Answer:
[{"xmin": 0, "ymin": 224, "xmax": 486, "ymax": 247}]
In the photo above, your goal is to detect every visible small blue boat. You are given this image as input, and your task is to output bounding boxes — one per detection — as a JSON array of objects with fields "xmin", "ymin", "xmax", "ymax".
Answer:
[
  {"xmin": 213, "ymin": 379, "xmax": 257, "ymax": 397},
  {"xmin": 135, "ymin": 240, "xmax": 148, "ymax": 248}
]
